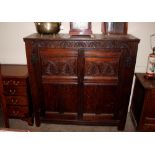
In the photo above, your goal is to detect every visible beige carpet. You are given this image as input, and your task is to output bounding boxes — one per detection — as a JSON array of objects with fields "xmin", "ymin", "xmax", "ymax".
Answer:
[
  {"xmin": 0, "ymin": 103, "xmax": 135, "ymax": 132},
  {"xmin": 0, "ymin": 113, "xmax": 135, "ymax": 132}
]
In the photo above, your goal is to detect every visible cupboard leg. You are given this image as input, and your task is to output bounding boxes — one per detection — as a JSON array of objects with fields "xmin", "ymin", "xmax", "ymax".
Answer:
[
  {"xmin": 27, "ymin": 117, "xmax": 34, "ymax": 126},
  {"xmin": 35, "ymin": 112, "xmax": 40, "ymax": 127},
  {"xmin": 118, "ymin": 123, "xmax": 125, "ymax": 131}
]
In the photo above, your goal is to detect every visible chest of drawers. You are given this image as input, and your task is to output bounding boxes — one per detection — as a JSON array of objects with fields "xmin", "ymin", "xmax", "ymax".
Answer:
[
  {"xmin": 1, "ymin": 65, "xmax": 33, "ymax": 125},
  {"xmin": 130, "ymin": 73, "xmax": 155, "ymax": 131}
]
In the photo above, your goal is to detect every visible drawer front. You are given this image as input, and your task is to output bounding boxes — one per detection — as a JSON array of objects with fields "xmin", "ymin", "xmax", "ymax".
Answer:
[
  {"xmin": 3, "ymin": 86, "xmax": 27, "ymax": 96},
  {"xmin": 6, "ymin": 96, "xmax": 28, "ymax": 106},
  {"xmin": 3, "ymin": 78, "xmax": 26, "ymax": 86},
  {"xmin": 7, "ymin": 106, "xmax": 29, "ymax": 118}
]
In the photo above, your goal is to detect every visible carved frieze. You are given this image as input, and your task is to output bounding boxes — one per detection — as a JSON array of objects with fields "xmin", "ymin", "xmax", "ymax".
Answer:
[{"xmin": 35, "ymin": 40, "xmax": 129, "ymax": 49}]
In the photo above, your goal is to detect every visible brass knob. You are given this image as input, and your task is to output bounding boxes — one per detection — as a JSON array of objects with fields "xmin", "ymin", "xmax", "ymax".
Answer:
[
  {"xmin": 9, "ymin": 89, "xmax": 16, "ymax": 95},
  {"xmin": 11, "ymin": 98, "xmax": 18, "ymax": 105},
  {"xmin": 13, "ymin": 81, "xmax": 20, "ymax": 85}
]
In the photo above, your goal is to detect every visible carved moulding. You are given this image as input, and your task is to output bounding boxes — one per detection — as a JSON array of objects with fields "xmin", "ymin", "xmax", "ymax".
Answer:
[{"xmin": 36, "ymin": 40, "xmax": 129, "ymax": 49}]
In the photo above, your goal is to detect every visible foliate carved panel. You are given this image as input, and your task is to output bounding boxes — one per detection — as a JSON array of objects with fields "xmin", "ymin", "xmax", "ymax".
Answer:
[
  {"xmin": 85, "ymin": 59, "xmax": 119, "ymax": 76},
  {"xmin": 41, "ymin": 58, "xmax": 77, "ymax": 76},
  {"xmin": 36, "ymin": 40, "xmax": 130, "ymax": 49}
]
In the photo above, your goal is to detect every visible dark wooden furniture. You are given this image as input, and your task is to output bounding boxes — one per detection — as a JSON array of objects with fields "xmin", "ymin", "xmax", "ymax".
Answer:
[
  {"xmin": 1, "ymin": 65, "xmax": 33, "ymax": 125},
  {"xmin": 130, "ymin": 73, "xmax": 155, "ymax": 131},
  {"xmin": 0, "ymin": 64, "xmax": 9, "ymax": 128},
  {"xmin": 24, "ymin": 33, "xmax": 139, "ymax": 130}
]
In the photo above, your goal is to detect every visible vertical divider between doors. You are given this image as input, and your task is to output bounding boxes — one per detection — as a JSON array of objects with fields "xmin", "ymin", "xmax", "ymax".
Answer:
[{"xmin": 77, "ymin": 49, "xmax": 85, "ymax": 120}]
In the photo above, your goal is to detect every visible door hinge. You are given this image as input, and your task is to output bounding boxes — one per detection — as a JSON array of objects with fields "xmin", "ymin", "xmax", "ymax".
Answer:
[{"xmin": 31, "ymin": 52, "xmax": 38, "ymax": 64}]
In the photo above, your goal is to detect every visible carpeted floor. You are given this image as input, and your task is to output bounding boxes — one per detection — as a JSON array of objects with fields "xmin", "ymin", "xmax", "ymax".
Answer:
[{"xmin": 0, "ymin": 108, "xmax": 135, "ymax": 131}]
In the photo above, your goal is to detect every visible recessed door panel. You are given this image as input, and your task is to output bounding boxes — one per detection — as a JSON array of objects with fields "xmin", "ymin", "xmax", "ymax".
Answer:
[
  {"xmin": 84, "ymin": 85, "xmax": 117, "ymax": 114},
  {"xmin": 40, "ymin": 48, "xmax": 78, "ymax": 84},
  {"xmin": 84, "ymin": 49, "xmax": 121, "ymax": 84},
  {"xmin": 43, "ymin": 84, "xmax": 78, "ymax": 120}
]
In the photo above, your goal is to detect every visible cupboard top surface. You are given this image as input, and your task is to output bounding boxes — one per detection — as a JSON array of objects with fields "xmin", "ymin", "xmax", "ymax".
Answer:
[
  {"xmin": 24, "ymin": 33, "xmax": 140, "ymax": 42},
  {"xmin": 135, "ymin": 73, "xmax": 155, "ymax": 89},
  {"xmin": 1, "ymin": 64, "xmax": 28, "ymax": 77}
]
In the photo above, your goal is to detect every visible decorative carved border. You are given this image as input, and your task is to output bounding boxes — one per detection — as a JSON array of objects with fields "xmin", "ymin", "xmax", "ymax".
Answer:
[{"xmin": 33, "ymin": 40, "xmax": 129, "ymax": 49}]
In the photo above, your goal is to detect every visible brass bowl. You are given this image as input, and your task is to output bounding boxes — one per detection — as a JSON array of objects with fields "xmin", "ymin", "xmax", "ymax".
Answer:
[{"xmin": 35, "ymin": 22, "xmax": 61, "ymax": 34}]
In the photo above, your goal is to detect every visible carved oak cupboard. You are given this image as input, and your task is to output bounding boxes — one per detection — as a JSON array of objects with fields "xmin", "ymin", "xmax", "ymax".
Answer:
[{"xmin": 24, "ymin": 34, "xmax": 140, "ymax": 130}]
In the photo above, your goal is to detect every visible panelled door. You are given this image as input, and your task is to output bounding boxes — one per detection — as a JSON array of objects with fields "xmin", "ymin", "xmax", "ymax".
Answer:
[
  {"xmin": 83, "ymin": 49, "xmax": 122, "ymax": 122},
  {"xmin": 39, "ymin": 48, "xmax": 79, "ymax": 121}
]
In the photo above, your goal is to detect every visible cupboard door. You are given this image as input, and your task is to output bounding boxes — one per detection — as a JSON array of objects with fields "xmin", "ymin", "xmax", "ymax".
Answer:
[
  {"xmin": 39, "ymin": 48, "xmax": 78, "ymax": 120},
  {"xmin": 83, "ymin": 49, "xmax": 122, "ymax": 121}
]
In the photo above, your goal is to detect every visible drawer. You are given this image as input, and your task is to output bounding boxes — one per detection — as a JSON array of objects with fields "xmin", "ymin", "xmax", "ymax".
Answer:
[
  {"xmin": 3, "ymin": 86, "xmax": 27, "ymax": 96},
  {"xmin": 7, "ymin": 106, "xmax": 29, "ymax": 118},
  {"xmin": 3, "ymin": 78, "xmax": 26, "ymax": 86},
  {"xmin": 6, "ymin": 96, "xmax": 28, "ymax": 106}
]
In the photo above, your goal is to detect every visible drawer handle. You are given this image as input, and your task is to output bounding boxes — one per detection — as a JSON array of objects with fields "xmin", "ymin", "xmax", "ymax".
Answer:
[
  {"xmin": 13, "ymin": 81, "xmax": 20, "ymax": 85},
  {"xmin": 11, "ymin": 98, "xmax": 18, "ymax": 105},
  {"xmin": 12, "ymin": 110, "xmax": 19, "ymax": 115},
  {"xmin": 9, "ymin": 89, "xmax": 16, "ymax": 95}
]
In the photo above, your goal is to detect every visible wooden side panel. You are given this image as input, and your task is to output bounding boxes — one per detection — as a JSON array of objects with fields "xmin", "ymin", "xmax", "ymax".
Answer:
[
  {"xmin": 130, "ymin": 78, "xmax": 145, "ymax": 125},
  {"xmin": 0, "ymin": 64, "xmax": 9, "ymax": 127},
  {"xmin": 145, "ymin": 90, "xmax": 155, "ymax": 118},
  {"xmin": 130, "ymin": 73, "xmax": 155, "ymax": 131},
  {"xmin": 143, "ymin": 90, "xmax": 155, "ymax": 129}
]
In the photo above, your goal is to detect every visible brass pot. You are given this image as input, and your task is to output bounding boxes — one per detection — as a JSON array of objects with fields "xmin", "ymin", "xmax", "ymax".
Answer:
[{"xmin": 35, "ymin": 22, "xmax": 61, "ymax": 34}]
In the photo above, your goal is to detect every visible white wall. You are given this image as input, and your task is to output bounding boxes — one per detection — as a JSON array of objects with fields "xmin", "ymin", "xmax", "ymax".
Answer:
[
  {"xmin": 0, "ymin": 22, "xmax": 154, "ymax": 110},
  {"xmin": 0, "ymin": 22, "xmax": 155, "ymax": 72},
  {"xmin": 128, "ymin": 22, "xmax": 155, "ymax": 72}
]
